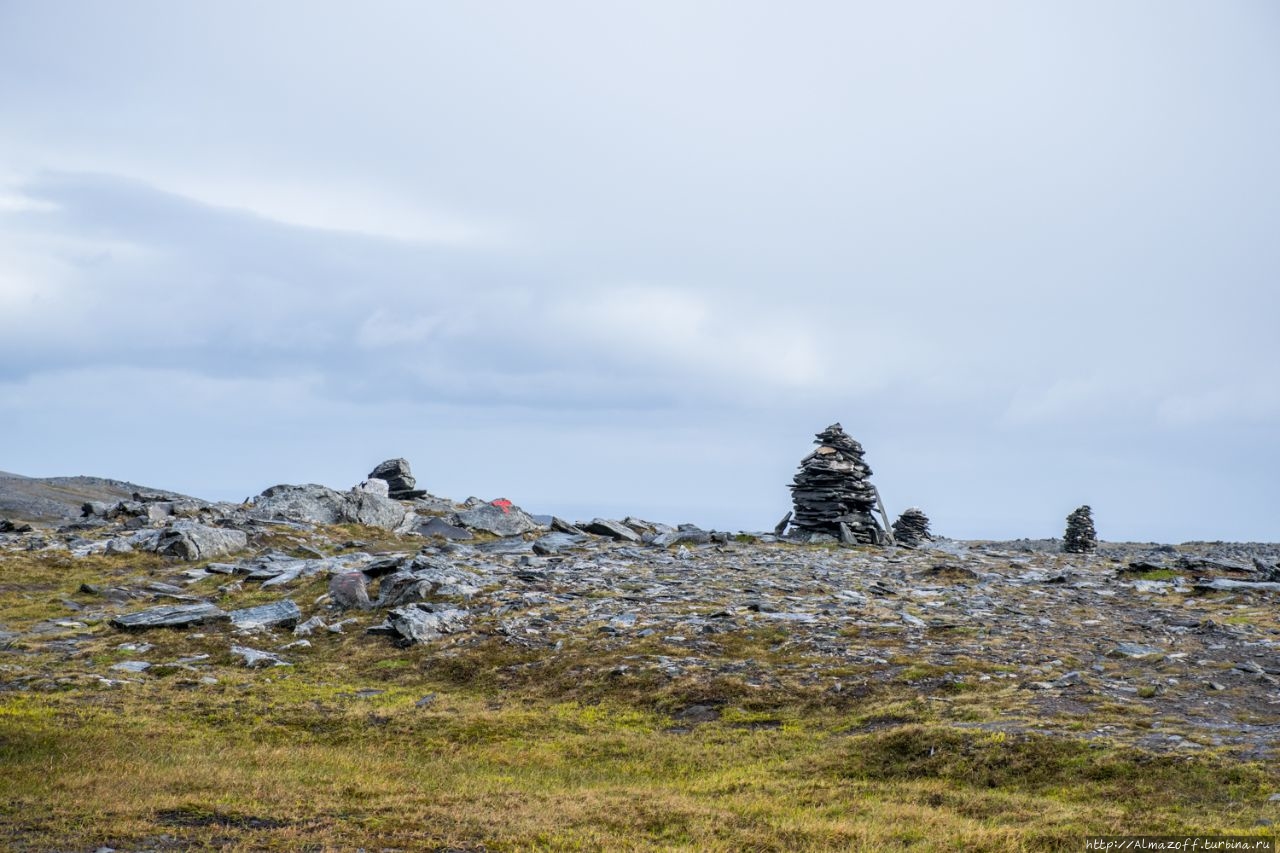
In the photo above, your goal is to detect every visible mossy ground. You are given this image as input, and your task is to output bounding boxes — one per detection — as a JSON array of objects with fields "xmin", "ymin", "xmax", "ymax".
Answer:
[{"xmin": 1, "ymin": 544, "xmax": 1278, "ymax": 850}]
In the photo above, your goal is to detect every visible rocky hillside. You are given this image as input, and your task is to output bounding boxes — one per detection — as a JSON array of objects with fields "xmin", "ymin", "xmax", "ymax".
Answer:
[{"xmin": 0, "ymin": 470, "xmax": 194, "ymax": 525}]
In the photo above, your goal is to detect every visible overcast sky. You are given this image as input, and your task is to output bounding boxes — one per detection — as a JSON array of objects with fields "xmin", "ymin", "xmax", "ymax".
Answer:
[{"xmin": 1, "ymin": 2, "xmax": 1276, "ymax": 541}]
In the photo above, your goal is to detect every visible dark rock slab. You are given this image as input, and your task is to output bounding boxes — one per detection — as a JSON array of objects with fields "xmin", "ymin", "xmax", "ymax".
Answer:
[
  {"xmin": 110, "ymin": 603, "xmax": 228, "ymax": 631},
  {"xmin": 417, "ymin": 516, "xmax": 473, "ymax": 540},
  {"xmin": 584, "ymin": 518, "xmax": 641, "ymax": 542},
  {"xmin": 345, "ymin": 490, "xmax": 407, "ymax": 529},
  {"xmin": 229, "ymin": 600, "xmax": 302, "ymax": 631},
  {"xmin": 250, "ymin": 484, "xmax": 349, "ymax": 525}
]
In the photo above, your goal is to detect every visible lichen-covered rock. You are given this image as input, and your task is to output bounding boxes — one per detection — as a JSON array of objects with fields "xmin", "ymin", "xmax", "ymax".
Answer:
[
  {"xmin": 329, "ymin": 571, "xmax": 371, "ymax": 610},
  {"xmin": 248, "ymin": 483, "xmax": 405, "ymax": 531},
  {"xmin": 382, "ymin": 605, "xmax": 468, "ymax": 645},
  {"xmin": 455, "ymin": 502, "xmax": 545, "ymax": 537},
  {"xmin": 153, "ymin": 522, "xmax": 248, "ymax": 561},
  {"xmin": 345, "ymin": 489, "xmax": 407, "ymax": 529}
]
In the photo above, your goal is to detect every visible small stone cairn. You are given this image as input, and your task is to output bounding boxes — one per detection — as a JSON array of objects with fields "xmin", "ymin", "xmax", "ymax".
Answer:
[
  {"xmin": 1063, "ymin": 505, "xmax": 1097, "ymax": 553},
  {"xmin": 892, "ymin": 507, "xmax": 932, "ymax": 547},
  {"xmin": 367, "ymin": 458, "xmax": 427, "ymax": 500},
  {"xmin": 788, "ymin": 423, "xmax": 887, "ymax": 544}
]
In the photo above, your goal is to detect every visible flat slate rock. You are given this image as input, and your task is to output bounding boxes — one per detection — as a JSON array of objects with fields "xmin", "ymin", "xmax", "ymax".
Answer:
[
  {"xmin": 229, "ymin": 600, "xmax": 302, "ymax": 631},
  {"xmin": 454, "ymin": 503, "xmax": 545, "ymax": 537},
  {"xmin": 584, "ymin": 518, "xmax": 641, "ymax": 542},
  {"xmin": 416, "ymin": 517, "xmax": 473, "ymax": 540},
  {"xmin": 110, "ymin": 603, "xmax": 228, "ymax": 631}
]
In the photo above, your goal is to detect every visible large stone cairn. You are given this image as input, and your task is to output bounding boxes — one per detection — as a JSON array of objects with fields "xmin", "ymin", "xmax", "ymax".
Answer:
[
  {"xmin": 367, "ymin": 458, "xmax": 426, "ymax": 500},
  {"xmin": 892, "ymin": 507, "xmax": 932, "ymax": 547},
  {"xmin": 1063, "ymin": 505, "xmax": 1097, "ymax": 553},
  {"xmin": 788, "ymin": 423, "xmax": 886, "ymax": 544}
]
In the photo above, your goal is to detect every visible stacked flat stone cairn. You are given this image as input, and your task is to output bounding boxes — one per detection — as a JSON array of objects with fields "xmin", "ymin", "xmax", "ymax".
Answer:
[
  {"xmin": 788, "ymin": 423, "xmax": 888, "ymax": 544},
  {"xmin": 367, "ymin": 458, "xmax": 426, "ymax": 500},
  {"xmin": 892, "ymin": 507, "xmax": 932, "ymax": 547},
  {"xmin": 1063, "ymin": 505, "xmax": 1097, "ymax": 554}
]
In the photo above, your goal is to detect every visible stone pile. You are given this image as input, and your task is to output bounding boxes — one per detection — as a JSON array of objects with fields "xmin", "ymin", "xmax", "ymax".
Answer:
[
  {"xmin": 1063, "ymin": 505, "xmax": 1097, "ymax": 554},
  {"xmin": 788, "ymin": 423, "xmax": 887, "ymax": 544},
  {"xmin": 367, "ymin": 458, "xmax": 426, "ymax": 500},
  {"xmin": 892, "ymin": 508, "xmax": 932, "ymax": 547}
]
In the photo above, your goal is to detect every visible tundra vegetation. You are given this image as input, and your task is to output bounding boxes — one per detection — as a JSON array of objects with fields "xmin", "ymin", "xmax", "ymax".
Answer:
[{"xmin": 1, "ymin": 528, "xmax": 1278, "ymax": 851}]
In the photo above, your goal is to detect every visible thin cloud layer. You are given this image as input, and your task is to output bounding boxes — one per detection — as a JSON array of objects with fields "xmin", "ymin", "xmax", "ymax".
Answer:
[{"xmin": 0, "ymin": 2, "xmax": 1276, "ymax": 540}]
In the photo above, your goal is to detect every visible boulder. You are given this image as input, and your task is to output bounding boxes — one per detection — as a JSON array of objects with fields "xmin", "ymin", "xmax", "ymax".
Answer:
[
  {"xmin": 110, "ymin": 603, "xmax": 228, "ymax": 630},
  {"xmin": 455, "ymin": 502, "xmax": 545, "ymax": 537},
  {"xmin": 153, "ymin": 522, "xmax": 248, "ymax": 561},
  {"xmin": 650, "ymin": 524, "xmax": 711, "ymax": 547},
  {"xmin": 367, "ymin": 458, "xmax": 426, "ymax": 499},
  {"xmin": 329, "ymin": 572, "xmax": 371, "ymax": 610},
  {"xmin": 231, "ymin": 645, "xmax": 291, "ymax": 667},
  {"xmin": 346, "ymin": 489, "xmax": 407, "ymax": 529},
  {"xmin": 250, "ymin": 484, "xmax": 349, "ymax": 525}
]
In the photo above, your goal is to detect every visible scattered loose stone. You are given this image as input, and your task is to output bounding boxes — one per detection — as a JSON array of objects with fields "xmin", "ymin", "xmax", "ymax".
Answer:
[
  {"xmin": 293, "ymin": 615, "xmax": 326, "ymax": 636},
  {"xmin": 376, "ymin": 605, "xmax": 469, "ymax": 645}
]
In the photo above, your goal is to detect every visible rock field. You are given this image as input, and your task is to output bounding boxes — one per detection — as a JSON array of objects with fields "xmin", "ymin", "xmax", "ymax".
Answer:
[{"xmin": 3, "ymin": 459, "xmax": 1280, "ymax": 761}]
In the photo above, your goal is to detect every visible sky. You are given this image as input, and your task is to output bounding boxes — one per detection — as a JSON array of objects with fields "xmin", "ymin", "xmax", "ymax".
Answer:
[{"xmin": 1, "ymin": 1, "xmax": 1277, "ymax": 541}]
